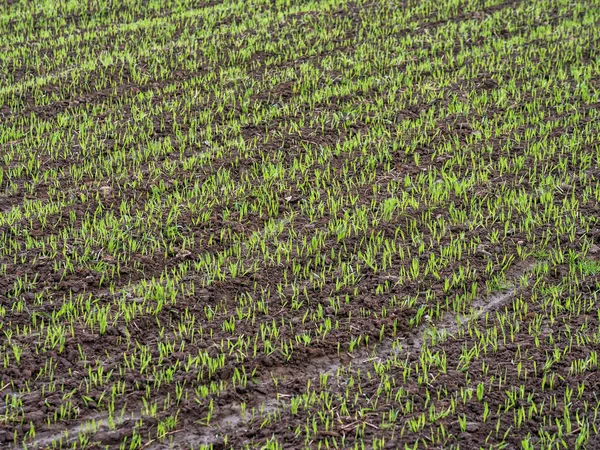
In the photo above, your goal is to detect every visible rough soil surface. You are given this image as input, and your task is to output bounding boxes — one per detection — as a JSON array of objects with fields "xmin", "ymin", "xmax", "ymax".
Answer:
[{"xmin": 1, "ymin": 0, "xmax": 600, "ymax": 449}]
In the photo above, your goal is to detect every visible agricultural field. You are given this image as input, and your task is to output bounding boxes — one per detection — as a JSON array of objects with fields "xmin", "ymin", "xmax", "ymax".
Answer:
[{"xmin": 1, "ymin": 0, "xmax": 600, "ymax": 448}]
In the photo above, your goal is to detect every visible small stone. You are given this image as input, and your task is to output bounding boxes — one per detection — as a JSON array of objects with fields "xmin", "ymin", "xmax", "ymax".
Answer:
[
  {"xmin": 465, "ymin": 422, "xmax": 480, "ymax": 432},
  {"xmin": 589, "ymin": 244, "xmax": 600, "ymax": 255},
  {"xmin": 176, "ymin": 250, "xmax": 192, "ymax": 259},
  {"xmin": 476, "ymin": 244, "xmax": 492, "ymax": 258},
  {"xmin": 99, "ymin": 186, "xmax": 112, "ymax": 196}
]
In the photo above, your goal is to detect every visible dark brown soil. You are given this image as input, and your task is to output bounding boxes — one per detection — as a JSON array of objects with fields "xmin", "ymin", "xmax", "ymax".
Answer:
[{"xmin": 1, "ymin": 0, "xmax": 600, "ymax": 449}]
